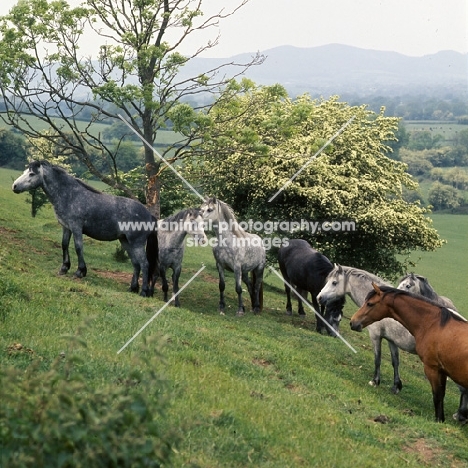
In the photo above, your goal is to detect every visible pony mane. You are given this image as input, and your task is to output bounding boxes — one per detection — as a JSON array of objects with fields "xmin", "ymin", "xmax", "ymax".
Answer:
[
  {"xmin": 366, "ymin": 285, "xmax": 466, "ymax": 327},
  {"xmin": 37, "ymin": 160, "xmax": 103, "ymax": 195},
  {"xmin": 215, "ymin": 199, "xmax": 248, "ymax": 238},
  {"xmin": 331, "ymin": 265, "xmax": 386, "ymax": 285},
  {"xmin": 414, "ymin": 275, "xmax": 438, "ymax": 300},
  {"xmin": 163, "ymin": 207, "xmax": 199, "ymax": 223}
]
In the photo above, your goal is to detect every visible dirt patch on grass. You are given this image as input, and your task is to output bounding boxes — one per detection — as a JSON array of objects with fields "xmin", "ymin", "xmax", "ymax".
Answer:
[
  {"xmin": 92, "ymin": 268, "xmax": 132, "ymax": 285},
  {"xmin": 252, "ymin": 358, "xmax": 273, "ymax": 367},
  {"xmin": 404, "ymin": 438, "xmax": 440, "ymax": 465},
  {"xmin": 200, "ymin": 272, "xmax": 219, "ymax": 284},
  {"xmin": 403, "ymin": 438, "xmax": 462, "ymax": 466}
]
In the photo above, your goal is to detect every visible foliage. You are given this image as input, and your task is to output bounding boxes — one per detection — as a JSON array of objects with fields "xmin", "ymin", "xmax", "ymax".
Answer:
[
  {"xmin": 407, "ymin": 130, "xmax": 444, "ymax": 150},
  {"xmin": 0, "ymin": 330, "xmax": 179, "ymax": 468},
  {"xmin": 0, "ymin": 128, "xmax": 28, "ymax": 169},
  {"xmin": 428, "ymin": 182, "xmax": 461, "ymax": 211},
  {"xmin": 188, "ymin": 84, "xmax": 443, "ymax": 277}
]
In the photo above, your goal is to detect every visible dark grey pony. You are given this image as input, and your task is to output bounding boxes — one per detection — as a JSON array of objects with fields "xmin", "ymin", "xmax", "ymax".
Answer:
[
  {"xmin": 397, "ymin": 273, "xmax": 457, "ymax": 310},
  {"xmin": 150, "ymin": 208, "xmax": 207, "ymax": 306},
  {"xmin": 12, "ymin": 160, "xmax": 158, "ymax": 296},
  {"xmin": 317, "ymin": 264, "xmax": 412, "ymax": 394},
  {"xmin": 199, "ymin": 197, "xmax": 265, "ymax": 316},
  {"xmin": 277, "ymin": 239, "xmax": 345, "ymax": 337}
]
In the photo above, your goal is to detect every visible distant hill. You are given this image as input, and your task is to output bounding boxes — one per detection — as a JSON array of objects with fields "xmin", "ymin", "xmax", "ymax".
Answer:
[{"xmin": 182, "ymin": 44, "xmax": 468, "ymax": 98}]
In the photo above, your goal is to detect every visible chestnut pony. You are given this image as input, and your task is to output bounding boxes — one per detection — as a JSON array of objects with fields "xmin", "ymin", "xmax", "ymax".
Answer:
[{"xmin": 350, "ymin": 283, "xmax": 468, "ymax": 423}]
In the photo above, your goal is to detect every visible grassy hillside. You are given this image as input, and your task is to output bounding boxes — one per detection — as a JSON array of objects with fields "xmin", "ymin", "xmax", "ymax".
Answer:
[{"xmin": 1, "ymin": 167, "xmax": 468, "ymax": 467}]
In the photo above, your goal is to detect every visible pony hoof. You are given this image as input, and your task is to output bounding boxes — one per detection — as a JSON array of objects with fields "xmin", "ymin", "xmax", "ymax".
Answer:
[
  {"xmin": 391, "ymin": 381, "xmax": 403, "ymax": 394},
  {"xmin": 236, "ymin": 311, "xmax": 245, "ymax": 317},
  {"xmin": 369, "ymin": 380, "xmax": 378, "ymax": 387},
  {"xmin": 286, "ymin": 310, "xmax": 292, "ymax": 316},
  {"xmin": 219, "ymin": 311, "xmax": 225, "ymax": 316},
  {"xmin": 453, "ymin": 412, "xmax": 468, "ymax": 424}
]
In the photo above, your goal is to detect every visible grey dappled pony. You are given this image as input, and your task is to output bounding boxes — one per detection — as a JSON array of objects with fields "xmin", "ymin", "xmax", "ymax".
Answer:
[
  {"xmin": 12, "ymin": 160, "xmax": 158, "ymax": 297},
  {"xmin": 199, "ymin": 197, "xmax": 265, "ymax": 316},
  {"xmin": 150, "ymin": 208, "xmax": 207, "ymax": 306}
]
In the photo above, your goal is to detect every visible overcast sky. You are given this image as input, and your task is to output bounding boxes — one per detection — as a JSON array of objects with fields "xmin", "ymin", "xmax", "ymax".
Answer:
[{"xmin": 0, "ymin": 0, "xmax": 466, "ymax": 58}]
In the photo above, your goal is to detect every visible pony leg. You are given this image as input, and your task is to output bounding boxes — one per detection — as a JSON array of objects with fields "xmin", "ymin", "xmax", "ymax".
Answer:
[
  {"xmin": 59, "ymin": 227, "xmax": 72, "ymax": 275},
  {"xmin": 454, "ymin": 386, "xmax": 468, "ymax": 424},
  {"xmin": 216, "ymin": 263, "xmax": 226, "ymax": 315},
  {"xmin": 160, "ymin": 266, "xmax": 169, "ymax": 302},
  {"xmin": 72, "ymin": 230, "xmax": 87, "ymax": 278},
  {"xmin": 242, "ymin": 271, "xmax": 254, "ymax": 308},
  {"xmin": 250, "ymin": 268, "xmax": 264, "ymax": 314},
  {"xmin": 311, "ymin": 295, "xmax": 326, "ymax": 334},
  {"xmin": 120, "ymin": 239, "xmax": 145, "ymax": 295},
  {"xmin": 234, "ymin": 268, "xmax": 245, "ymax": 316},
  {"xmin": 296, "ymin": 289, "xmax": 307, "ymax": 316},
  {"xmin": 283, "ymin": 279, "xmax": 293, "ymax": 315},
  {"xmin": 369, "ymin": 334, "xmax": 383, "ymax": 388},
  {"xmin": 425, "ymin": 365, "xmax": 447, "ymax": 422},
  {"xmin": 172, "ymin": 266, "xmax": 182, "ymax": 307},
  {"xmin": 388, "ymin": 341, "xmax": 403, "ymax": 394}
]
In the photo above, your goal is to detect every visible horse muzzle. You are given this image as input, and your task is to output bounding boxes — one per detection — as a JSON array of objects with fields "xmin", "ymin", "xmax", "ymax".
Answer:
[
  {"xmin": 350, "ymin": 320, "xmax": 363, "ymax": 332},
  {"xmin": 317, "ymin": 293, "xmax": 327, "ymax": 305}
]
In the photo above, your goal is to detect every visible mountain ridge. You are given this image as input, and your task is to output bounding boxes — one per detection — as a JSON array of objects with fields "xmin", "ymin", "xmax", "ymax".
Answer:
[{"xmin": 185, "ymin": 44, "xmax": 468, "ymax": 97}]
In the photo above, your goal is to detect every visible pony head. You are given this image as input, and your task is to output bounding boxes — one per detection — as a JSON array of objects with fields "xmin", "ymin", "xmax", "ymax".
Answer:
[
  {"xmin": 199, "ymin": 197, "xmax": 218, "ymax": 220},
  {"xmin": 317, "ymin": 263, "xmax": 346, "ymax": 304},
  {"xmin": 12, "ymin": 160, "xmax": 46, "ymax": 193},
  {"xmin": 350, "ymin": 283, "xmax": 389, "ymax": 331}
]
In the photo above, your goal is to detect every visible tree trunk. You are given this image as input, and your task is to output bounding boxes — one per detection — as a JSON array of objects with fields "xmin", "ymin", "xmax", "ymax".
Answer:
[
  {"xmin": 145, "ymin": 160, "xmax": 161, "ymax": 219},
  {"xmin": 142, "ymin": 107, "xmax": 161, "ymax": 218}
]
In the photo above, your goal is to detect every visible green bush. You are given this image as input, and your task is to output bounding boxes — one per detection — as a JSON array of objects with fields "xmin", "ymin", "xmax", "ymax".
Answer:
[{"xmin": 0, "ymin": 334, "xmax": 180, "ymax": 467}]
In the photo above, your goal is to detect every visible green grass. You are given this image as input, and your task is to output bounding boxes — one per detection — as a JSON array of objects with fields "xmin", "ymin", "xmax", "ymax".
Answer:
[{"xmin": 1, "ymin": 167, "xmax": 468, "ymax": 467}]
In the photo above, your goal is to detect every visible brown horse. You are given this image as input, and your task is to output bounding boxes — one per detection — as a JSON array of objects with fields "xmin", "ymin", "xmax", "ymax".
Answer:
[{"xmin": 350, "ymin": 283, "xmax": 468, "ymax": 423}]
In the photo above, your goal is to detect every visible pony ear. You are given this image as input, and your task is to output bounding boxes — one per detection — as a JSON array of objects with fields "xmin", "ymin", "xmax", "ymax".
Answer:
[
  {"xmin": 372, "ymin": 282, "xmax": 381, "ymax": 294},
  {"xmin": 335, "ymin": 263, "xmax": 342, "ymax": 272}
]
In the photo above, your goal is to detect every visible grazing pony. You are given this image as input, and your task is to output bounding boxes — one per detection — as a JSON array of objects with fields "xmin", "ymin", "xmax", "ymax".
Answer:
[
  {"xmin": 397, "ymin": 273, "xmax": 457, "ymax": 310},
  {"xmin": 199, "ymin": 197, "xmax": 265, "ymax": 316},
  {"xmin": 151, "ymin": 208, "xmax": 207, "ymax": 306},
  {"xmin": 12, "ymin": 160, "xmax": 158, "ymax": 296},
  {"xmin": 277, "ymin": 239, "xmax": 345, "ymax": 336},
  {"xmin": 350, "ymin": 284, "xmax": 468, "ymax": 423},
  {"xmin": 317, "ymin": 264, "xmax": 413, "ymax": 394}
]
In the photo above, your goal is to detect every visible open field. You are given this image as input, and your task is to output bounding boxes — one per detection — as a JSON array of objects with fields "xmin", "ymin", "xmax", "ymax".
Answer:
[
  {"xmin": 403, "ymin": 120, "xmax": 467, "ymax": 145},
  {"xmin": 0, "ymin": 116, "xmax": 182, "ymax": 147},
  {"xmin": 1, "ymin": 166, "xmax": 468, "ymax": 467}
]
